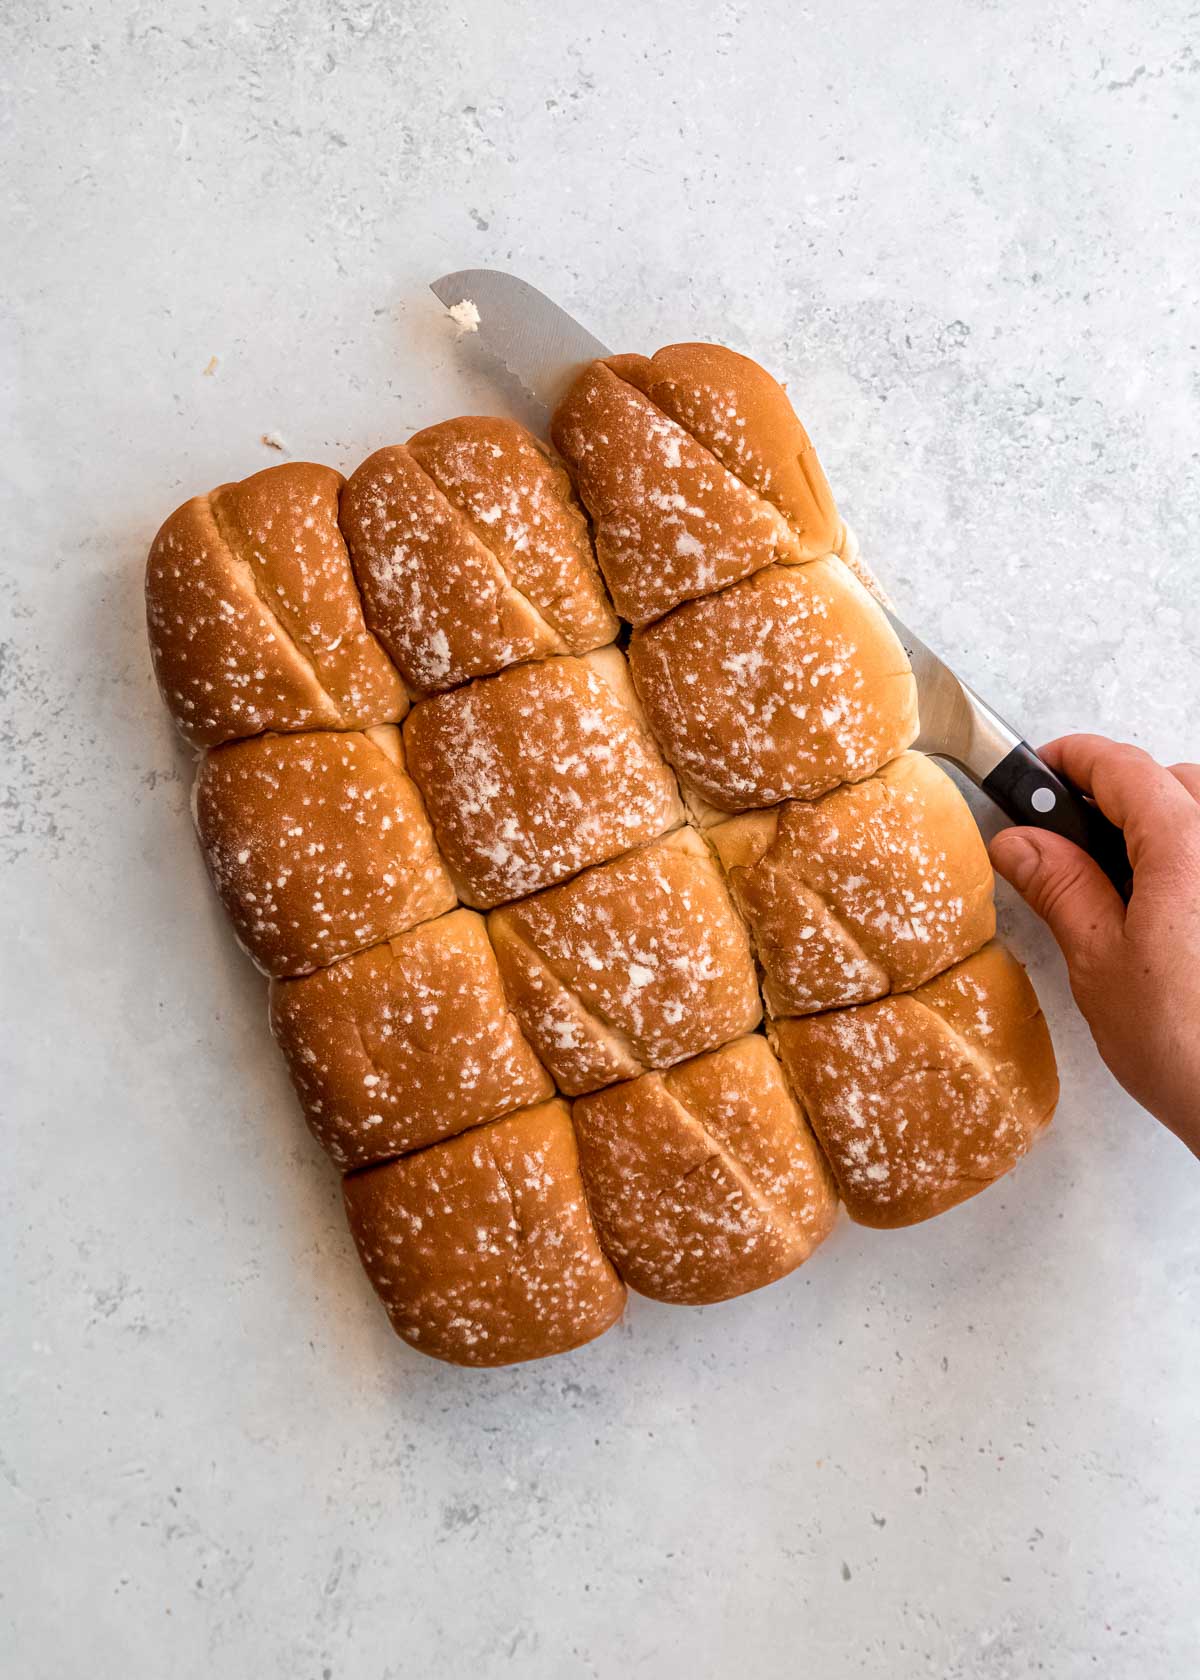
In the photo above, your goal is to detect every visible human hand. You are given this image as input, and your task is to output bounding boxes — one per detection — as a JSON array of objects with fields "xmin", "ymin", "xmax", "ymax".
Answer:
[{"xmin": 988, "ymin": 736, "xmax": 1200, "ymax": 1157}]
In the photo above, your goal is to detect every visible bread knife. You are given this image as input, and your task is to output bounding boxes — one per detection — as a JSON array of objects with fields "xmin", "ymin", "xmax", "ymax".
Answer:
[{"xmin": 430, "ymin": 268, "xmax": 1133, "ymax": 898}]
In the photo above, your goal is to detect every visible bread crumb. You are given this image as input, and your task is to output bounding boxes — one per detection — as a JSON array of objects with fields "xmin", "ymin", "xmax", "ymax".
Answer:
[
  {"xmin": 447, "ymin": 298, "xmax": 481, "ymax": 334},
  {"xmin": 260, "ymin": 432, "xmax": 287, "ymax": 453}
]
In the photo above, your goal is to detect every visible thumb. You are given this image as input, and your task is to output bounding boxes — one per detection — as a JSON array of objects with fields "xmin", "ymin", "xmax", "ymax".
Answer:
[{"xmin": 989, "ymin": 827, "xmax": 1125, "ymax": 964}]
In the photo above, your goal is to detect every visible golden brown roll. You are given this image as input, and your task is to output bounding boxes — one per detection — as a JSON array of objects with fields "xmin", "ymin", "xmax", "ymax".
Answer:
[
  {"xmin": 550, "ymin": 343, "xmax": 852, "ymax": 626},
  {"xmin": 407, "ymin": 416, "xmax": 618, "ymax": 645},
  {"xmin": 340, "ymin": 418, "xmax": 616, "ymax": 693},
  {"xmin": 602, "ymin": 343, "xmax": 846, "ymax": 552},
  {"xmin": 628, "ymin": 559, "xmax": 918, "ymax": 811},
  {"xmin": 403, "ymin": 647, "xmax": 685, "ymax": 908},
  {"xmin": 344, "ymin": 1101, "xmax": 626, "ymax": 1366},
  {"xmin": 572, "ymin": 1035, "xmax": 838, "ymax": 1305},
  {"xmin": 268, "ymin": 909, "xmax": 553, "ymax": 1169},
  {"xmin": 487, "ymin": 829, "xmax": 761, "ymax": 1095},
  {"xmin": 773, "ymin": 942, "xmax": 1058, "ymax": 1229},
  {"xmin": 708, "ymin": 752, "xmax": 995, "ymax": 1015},
  {"xmin": 146, "ymin": 462, "xmax": 407, "ymax": 749},
  {"xmin": 193, "ymin": 726, "xmax": 455, "ymax": 978},
  {"xmin": 551, "ymin": 358, "xmax": 802, "ymax": 626}
]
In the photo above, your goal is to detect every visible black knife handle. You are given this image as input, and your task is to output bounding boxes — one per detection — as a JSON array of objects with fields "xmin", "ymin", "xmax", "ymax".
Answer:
[{"xmin": 981, "ymin": 741, "xmax": 1132, "ymax": 901}]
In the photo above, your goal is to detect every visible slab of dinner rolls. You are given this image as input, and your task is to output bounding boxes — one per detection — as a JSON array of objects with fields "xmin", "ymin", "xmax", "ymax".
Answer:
[
  {"xmin": 144, "ymin": 334, "xmax": 1063, "ymax": 1370},
  {"xmin": 628, "ymin": 559, "xmax": 918, "ymax": 811},
  {"xmin": 708, "ymin": 752, "xmax": 996, "ymax": 1015},
  {"xmin": 344, "ymin": 1100, "xmax": 626, "ymax": 1366},
  {"xmin": 146, "ymin": 462, "xmax": 408, "ymax": 749},
  {"xmin": 403, "ymin": 647, "xmax": 685, "ymax": 908},
  {"xmin": 193, "ymin": 726, "xmax": 455, "ymax": 978},
  {"xmin": 573, "ymin": 1035, "xmax": 838, "ymax": 1305},
  {"xmin": 340, "ymin": 418, "xmax": 617, "ymax": 693},
  {"xmin": 487, "ymin": 829, "xmax": 761, "ymax": 1095},
  {"xmin": 268, "ymin": 909, "xmax": 553, "ymax": 1169},
  {"xmin": 773, "ymin": 942, "xmax": 1059, "ymax": 1229}
]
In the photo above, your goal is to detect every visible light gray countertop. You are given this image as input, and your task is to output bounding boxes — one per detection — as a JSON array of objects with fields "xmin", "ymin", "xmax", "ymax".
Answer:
[{"xmin": 3, "ymin": 3, "xmax": 1198, "ymax": 1675}]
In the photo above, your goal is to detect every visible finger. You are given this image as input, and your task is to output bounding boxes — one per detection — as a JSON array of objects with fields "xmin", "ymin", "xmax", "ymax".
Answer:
[
  {"xmin": 1168, "ymin": 761, "xmax": 1200, "ymax": 803},
  {"xmin": 1038, "ymin": 735, "xmax": 1199, "ymax": 865},
  {"xmin": 989, "ymin": 826, "xmax": 1125, "ymax": 968}
]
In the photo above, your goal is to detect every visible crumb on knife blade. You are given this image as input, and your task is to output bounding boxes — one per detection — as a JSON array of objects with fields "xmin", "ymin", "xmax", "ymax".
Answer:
[{"xmin": 447, "ymin": 297, "xmax": 480, "ymax": 333}]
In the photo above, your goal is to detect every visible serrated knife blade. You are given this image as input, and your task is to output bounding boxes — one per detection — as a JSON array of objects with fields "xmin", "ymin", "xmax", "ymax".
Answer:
[{"xmin": 430, "ymin": 269, "xmax": 612, "ymax": 413}]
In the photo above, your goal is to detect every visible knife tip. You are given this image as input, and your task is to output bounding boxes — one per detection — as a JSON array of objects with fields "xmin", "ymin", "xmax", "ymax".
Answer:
[{"xmin": 429, "ymin": 270, "xmax": 473, "ymax": 308}]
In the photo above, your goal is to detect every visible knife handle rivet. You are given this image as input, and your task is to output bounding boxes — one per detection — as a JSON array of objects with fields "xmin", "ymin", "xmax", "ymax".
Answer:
[{"xmin": 1031, "ymin": 786, "xmax": 1057, "ymax": 814}]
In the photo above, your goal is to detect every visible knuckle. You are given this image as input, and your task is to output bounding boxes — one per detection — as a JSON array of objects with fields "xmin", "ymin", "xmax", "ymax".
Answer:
[
  {"xmin": 1112, "ymin": 741, "xmax": 1156, "ymax": 773},
  {"xmin": 1146, "ymin": 829, "xmax": 1200, "ymax": 890},
  {"xmin": 1065, "ymin": 919, "xmax": 1110, "ymax": 976}
]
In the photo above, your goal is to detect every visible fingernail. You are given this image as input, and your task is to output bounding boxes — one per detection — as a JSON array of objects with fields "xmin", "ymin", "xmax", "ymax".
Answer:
[{"xmin": 991, "ymin": 833, "xmax": 1040, "ymax": 891}]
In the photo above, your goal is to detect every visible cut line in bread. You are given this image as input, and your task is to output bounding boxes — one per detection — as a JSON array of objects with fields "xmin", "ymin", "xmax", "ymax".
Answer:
[
  {"xmin": 604, "ymin": 344, "xmax": 846, "ymax": 554},
  {"xmin": 488, "ymin": 828, "xmax": 761, "ymax": 1095},
  {"xmin": 572, "ymin": 1034, "xmax": 838, "ymax": 1305},
  {"xmin": 707, "ymin": 753, "xmax": 996, "ymax": 1015},
  {"xmin": 552, "ymin": 360, "xmax": 807, "ymax": 626},
  {"xmin": 146, "ymin": 461, "xmax": 408, "ymax": 749},
  {"xmin": 341, "ymin": 420, "xmax": 617, "ymax": 694},
  {"xmin": 772, "ymin": 943, "xmax": 1058, "ymax": 1228}
]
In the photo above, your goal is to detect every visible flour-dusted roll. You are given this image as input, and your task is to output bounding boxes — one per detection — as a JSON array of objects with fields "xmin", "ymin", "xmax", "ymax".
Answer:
[
  {"xmin": 193, "ymin": 726, "xmax": 455, "ymax": 978},
  {"xmin": 551, "ymin": 360, "xmax": 797, "ymax": 627},
  {"xmin": 487, "ymin": 829, "xmax": 761, "ymax": 1095},
  {"xmin": 572, "ymin": 1035, "xmax": 838, "ymax": 1305},
  {"xmin": 551, "ymin": 345, "xmax": 847, "ymax": 626},
  {"xmin": 340, "ymin": 418, "xmax": 617, "ymax": 693},
  {"xmin": 708, "ymin": 752, "xmax": 995, "ymax": 1015},
  {"xmin": 608, "ymin": 345, "xmax": 843, "ymax": 544},
  {"xmin": 403, "ymin": 647, "xmax": 685, "ymax": 908},
  {"xmin": 773, "ymin": 942, "xmax": 1058, "ymax": 1229},
  {"xmin": 344, "ymin": 1100, "xmax": 626, "ymax": 1366},
  {"xmin": 407, "ymin": 416, "xmax": 618, "ymax": 647},
  {"xmin": 628, "ymin": 559, "xmax": 918, "ymax": 811},
  {"xmin": 146, "ymin": 462, "xmax": 408, "ymax": 749},
  {"xmin": 268, "ymin": 909, "xmax": 553, "ymax": 1169}
]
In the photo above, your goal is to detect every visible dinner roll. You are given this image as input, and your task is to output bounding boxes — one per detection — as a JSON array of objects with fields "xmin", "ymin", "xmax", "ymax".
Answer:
[
  {"xmin": 344, "ymin": 1101, "xmax": 626, "ymax": 1366},
  {"xmin": 193, "ymin": 726, "xmax": 455, "ymax": 978},
  {"xmin": 487, "ymin": 829, "xmax": 762, "ymax": 1095},
  {"xmin": 268, "ymin": 909, "xmax": 553, "ymax": 1169},
  {"xmin": 773, "ymin": 942, "xmax": 1058, "ymax": 1229},
  {"xmin": 572, "ymin": 1035, "xmax": 838, "ymax": 1305},
  {"xmin": 403, "ymin": 648, "xmax": 684, "ymax": 908},
  {"xmin": 708, "ymin": 752, "xmax": 995, "ymax": 1015},
  {"xmin": 146, "ymin": 462, "xmax": 407, "ymax": 749},
  {"xmin": 603, "ymin": 343, "xmax": 845, "ymax": 554},
  {"xmin": 628, "ymin": 559, "xmax": 918, "ymax": 811},
  {"xmin": 340, "ymin": 418, "xmax": 616, "ymax": 693},
  {"xmin": 551, "ymin": 357, "xmax": 806, "ymax": 626},
  {"xmin": 407, "ymin": 416, "xmax": 617, "ymax": 643}
]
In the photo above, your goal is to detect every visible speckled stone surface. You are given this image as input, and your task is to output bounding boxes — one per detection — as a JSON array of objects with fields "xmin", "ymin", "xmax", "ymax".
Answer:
[{"xmin": 4, "ymin": 3, "xmax": 1199, "ymax": 1676}]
